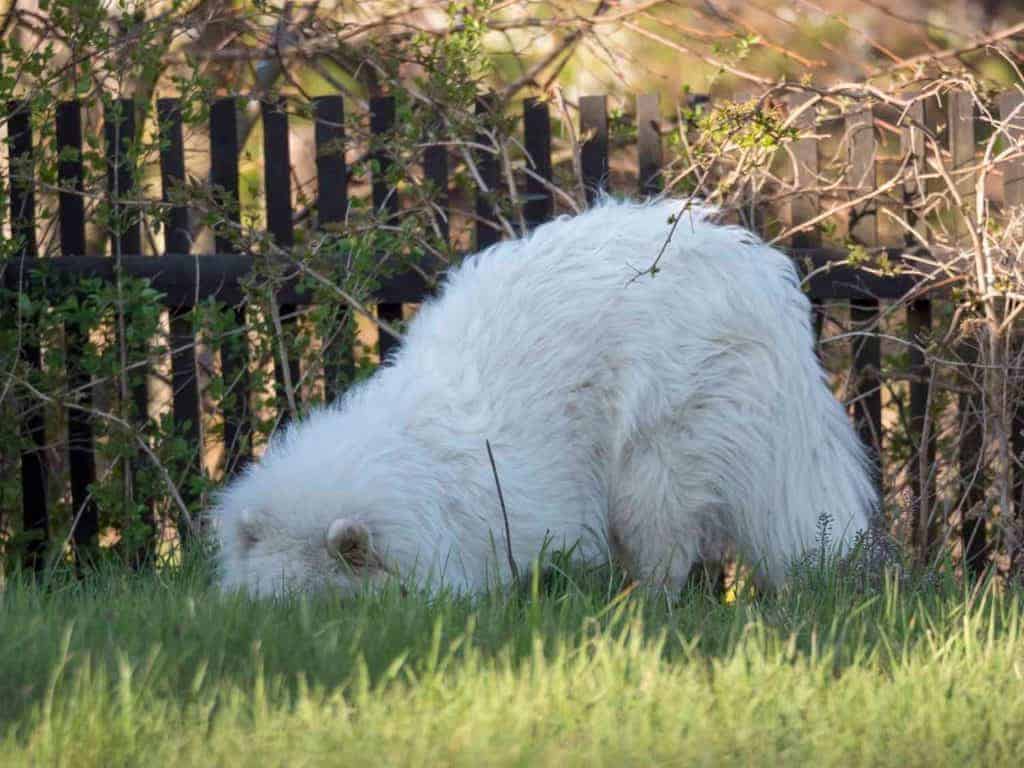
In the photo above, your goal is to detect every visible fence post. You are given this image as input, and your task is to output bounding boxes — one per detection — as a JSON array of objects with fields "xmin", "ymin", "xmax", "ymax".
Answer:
[
  {"xmin": 210, "ymin": 97, "xmax": 252, "ymax": 475},
  {"xmin": 261, "ymin": 98, "xmax": 301, "ymax": 425},
  {"xmin": 56, "ymin": 100, "xmax": 100, "ymax": 559},
  {"xmin": 948, "ymin": 90, "xmax": 989, "ymax": 579},
  {"xmin": 523, "ymin": 98, "xmax": 553, "ymax": 228},
  {"xmin": 636, "ymin": 93, "xmax": 662, "ymax": 197},
  {"xmin": 474, "ymin": 95, "xmax": 501, "ymax": 250},
  {"xmin": 784, "ymin": 92, "xmax": 823, "ymax": 341},
  {"xmin": 580, "ymin": 95, "xmax": 609, "ymax": 204},
  {"xmin": 845, "ymin": 106, "xmax": 883, "ymax": 495},
  {"xmin": 158, "ymin": 98, "xmax": 201, "ymax": 546},
  {"xmin": 999, "ymin": 89, "xmax": 1024, "ymax": 547},
  {"xmin": 313, "ymin": 95, "xmax": 355, "ymax": 403},
  {"xmin": 7, "ymin": 100, "xmax": 49, "ymax": 572}
]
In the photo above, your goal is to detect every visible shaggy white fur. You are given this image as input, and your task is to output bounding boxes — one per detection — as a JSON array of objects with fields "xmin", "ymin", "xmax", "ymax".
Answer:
[{"xmin": 211, "ymin": 198, "xmax": 876, "ymax": 598}]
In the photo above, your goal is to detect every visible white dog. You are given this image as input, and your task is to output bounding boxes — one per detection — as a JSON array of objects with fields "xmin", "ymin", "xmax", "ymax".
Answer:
[{"xmin": 212, "ymin": 198, "xmax": 875, "ymax": 598}]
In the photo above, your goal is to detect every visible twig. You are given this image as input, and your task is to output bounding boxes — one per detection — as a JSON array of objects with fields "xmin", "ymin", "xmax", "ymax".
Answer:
[
  {"xmin": 291, "ymin": 259, "xmax": 403, "ymax": 342},
  {"xmin": 485, "ymin": 438, "xmax": 519, "ymax": 585},
  {"xmin": 268, "ymin": 297, "xmax": 299, "ymax": 422}
]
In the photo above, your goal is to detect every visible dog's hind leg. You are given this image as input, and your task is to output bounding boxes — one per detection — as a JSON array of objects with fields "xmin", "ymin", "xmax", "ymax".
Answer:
[{"xmin": 607, "ymin": 431, "xmax": 720, "ymax": 598}]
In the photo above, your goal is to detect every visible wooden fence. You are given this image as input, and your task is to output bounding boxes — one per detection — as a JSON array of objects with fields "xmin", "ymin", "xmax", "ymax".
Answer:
[{"xmin": 3, "ymin": 88, "xmax": 1024, "ymax": 574}]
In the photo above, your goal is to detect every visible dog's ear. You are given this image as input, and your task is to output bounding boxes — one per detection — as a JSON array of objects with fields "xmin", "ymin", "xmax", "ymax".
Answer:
[
  {"xmin": 235, "ymin": 509, "xmax": 261, "ymax": 551},
  {"xmin": 326, "ymin": 519, "xmax": 379, "ymax": 569}
]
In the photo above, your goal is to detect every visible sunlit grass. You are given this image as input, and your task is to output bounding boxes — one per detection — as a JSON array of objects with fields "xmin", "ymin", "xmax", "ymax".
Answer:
[{"xmin": 1, "ymin": 551, "xmax": 1023, "ymax": 766}]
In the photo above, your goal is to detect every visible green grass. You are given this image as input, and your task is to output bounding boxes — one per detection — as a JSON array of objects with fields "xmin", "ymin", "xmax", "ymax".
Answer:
[{"xmin": 2, "ymin": 552, "xmax": 1023, "ymax": 767}]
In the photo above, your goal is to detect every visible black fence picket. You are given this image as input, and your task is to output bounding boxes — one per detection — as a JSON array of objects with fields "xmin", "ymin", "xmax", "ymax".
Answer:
[
  {"xmin": 313, "ymin": 95, "xmax": 354, "ymax": 402},
  {"xmin": 423, "ymin": 142, "xmax": 449, "ymax": 244},
  {"xmin": 7, "ymin": 100, "xmax": 48, "ymax": 571},
  {"xmin": 900, "ymin": 94, "xmax": 936, "ymax": 557},
  {"xmin": 158, "ymin": 99, "xmax": 190, "ymax": 255},
  {"xmin": 104, "ymin": 99, "xmax": 142, "ymax": 258},
  {"xmin": 522, "ymin": 98, "xmax": 553, "ymax": 228},
  {"xmin": 158, "ymin": 98, "xmax": 200, "ymax": 543},
  {"xmin": 474, "ymin": 96, "xmax": 501, "ymax": 250},
  {"xmin": 261, "ymin": 98, "xmax": 301, "ymax": 424},
  {"xmin": 210, "ymin": 97, "xmax": 251, "ymax": 474},
  {"xmin": 960, "ymin": 341, "xmax": 988, "ymax": 577},
  {"xmin": 56, "ymin": 99, "xmax": 99, "ymax": 557},
  {"xmin": 370, "ymin": 96, "xmax": 402, "ymax": 363},
  {"xmin": 314, "ymin": 96, "xmax": 348, "ymax": 228},
  {"xmin": 948, "ymin": 90, "xmax": 990, "ymax": 578},
  {"xmin": 579, "ymin": 95, "xmax": 609, "ymax": 203}
]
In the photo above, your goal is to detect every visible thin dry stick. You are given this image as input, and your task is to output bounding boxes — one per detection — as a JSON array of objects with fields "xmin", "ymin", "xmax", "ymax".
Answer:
[
  {"xmin": 296, "ymin": 261, "xmax": 402, "ymax": 340},
  {"xmin": 918, "ymin": 364, "xmax": 942, "ymax": 565},
  {"xmin": 211, "ymin": 205, "xmax": 404, "ymax": 342},
  {"xmin": 551, "ymin": 86, "xmax": 586, "ymax": 207},
  {"xmin": 456, "ymin": 131, "xmax": 518, "ymax": 240},
  {"xmin": 770, "ymin": 151, "xmax": 914, "ymax": 246},
  {"xmin": 485, "ymin": 438, "xmax": 519, "ymax": 585},
  {"xmin": 500, "ymin": 140, "xmax": 528, "ymax": 235},
  {"xmin": 45, "ymin": 466, "xmax": 112, "ymax": 581},
  {"xmin": 268, "ymin": 297, "xmax": 299, "ymax": 422}
]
